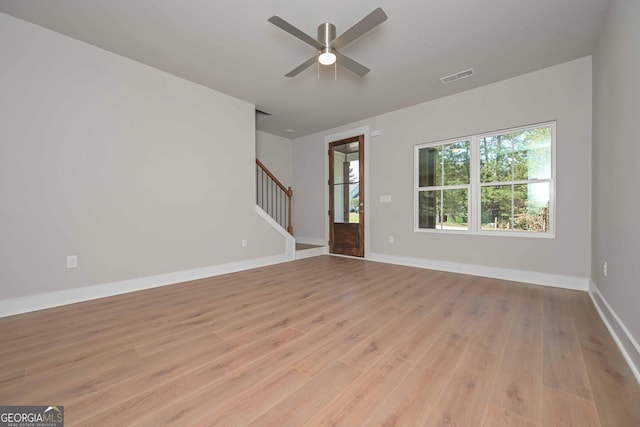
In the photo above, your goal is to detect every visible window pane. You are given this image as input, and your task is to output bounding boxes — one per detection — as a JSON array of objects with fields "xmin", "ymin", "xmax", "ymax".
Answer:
[
  {"xmin": 480, "ymin": 135, "xmax": 512, "ymax": 183},
  {"xmin": 333, "ymin": 184, "xmax": 346, "ymax": 223},
  {"xmin": 418, "ymin": 190, "xmax": 438, "ymax": 229},
  {"xmin": 418, "ymin": 147, "xmax": 441, "ymax": 187},
  {"xmin": 419, "ymin": 141, "xmax": 470, "ymax": 187},
  {"xmin": 481, "ymin": 185, "xmax": 512, "ymax": 230},
  {"xmin": 333, "ymin": 151, "xmax": 346, "ymax": 185},
  {"xmin": 419, "ymin": 189, "xmax": 468, "ymax": 230},
  {"xmin": 442, "ymin": 141, "xmax": 471, "ymax": 185},
  {"xmin": 513, "ymin": 183, "xmax": 550, "ymax": 232},
  {"xmin": 442, "ymin": 188, "xmax": 468, "ymax": 230},
  {"xmin": 513, "ymin": 127, "xmax": 552, "ymax": 180},
  {"xmin": 348, "ymin": 160, "xmax": 360, "ymax": 184},
  {"xmin": 349, "ymin": 183, "xmax": 360, "ymax": 224}
]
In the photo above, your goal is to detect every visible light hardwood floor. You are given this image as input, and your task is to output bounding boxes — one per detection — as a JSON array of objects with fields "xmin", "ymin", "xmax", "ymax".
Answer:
[{"xmin": 1, "ymin": 256, "xmax": 639, "ymax": 426}]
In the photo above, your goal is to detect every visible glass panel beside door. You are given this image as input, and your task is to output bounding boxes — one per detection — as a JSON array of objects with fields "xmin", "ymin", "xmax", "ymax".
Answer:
[{"xmin": 333, "ymin": 147, "xmax": 360, "ymax": 224}]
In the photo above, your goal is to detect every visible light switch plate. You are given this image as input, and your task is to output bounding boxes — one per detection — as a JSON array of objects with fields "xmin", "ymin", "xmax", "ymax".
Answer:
[{"xmin": 67, "ymin": 255, "xmax": 78, "ymax": 269}]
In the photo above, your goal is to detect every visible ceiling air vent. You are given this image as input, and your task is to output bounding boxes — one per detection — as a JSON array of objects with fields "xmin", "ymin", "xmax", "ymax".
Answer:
[{"xmin": 440, "ymin": 68, "xmax": 475, "ymax": 84}]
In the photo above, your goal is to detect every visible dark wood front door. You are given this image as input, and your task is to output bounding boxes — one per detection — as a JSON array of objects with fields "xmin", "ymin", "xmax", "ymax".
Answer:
[{"xmin": 329, "ymin": 135, "xmax": 364, "ymax": 257}]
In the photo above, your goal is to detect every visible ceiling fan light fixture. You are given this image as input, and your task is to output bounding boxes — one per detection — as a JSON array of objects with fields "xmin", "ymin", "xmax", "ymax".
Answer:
[{"xmin": 318, "ymin": 47, "xmax": 336, "ymax": 65}]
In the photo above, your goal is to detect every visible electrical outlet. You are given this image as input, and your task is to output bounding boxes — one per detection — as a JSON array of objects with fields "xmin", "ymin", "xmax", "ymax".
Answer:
[
  {"xmin": 603, "ymin": 261, "xmax": 607, "ymax": 277},
  {"xmin": 389, "ymin": 236, "xmax": 394, "ymax": 244},
  {"xmin": 67, "ymin": 255, "xmax": 78, "ymax": 269},
  {"xmin": 242, "ymin": 239, "xmax": 248, "ymax": 248}
]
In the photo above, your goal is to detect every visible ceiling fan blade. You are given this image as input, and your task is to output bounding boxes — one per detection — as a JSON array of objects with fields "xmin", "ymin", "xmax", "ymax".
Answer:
[
  {"xmin": 335, "ymin": 52, "xmax": 370, "ymax": 77},
  {"xmin": 331, "ymin": 7, "xmax": 387, "ymax": 50},
  {"xmin": 285, "ymin": 56, "xmax": 317, "ymax": 77},
  {"xmin": 268, "ymin": 15, "xmax": 324, "ymax": 50}
]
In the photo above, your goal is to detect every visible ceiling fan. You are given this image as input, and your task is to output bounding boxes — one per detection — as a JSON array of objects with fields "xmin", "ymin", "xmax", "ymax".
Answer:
[{"xmin": 268, "ymin": 7, "xmax": 388, "ymax": 78}]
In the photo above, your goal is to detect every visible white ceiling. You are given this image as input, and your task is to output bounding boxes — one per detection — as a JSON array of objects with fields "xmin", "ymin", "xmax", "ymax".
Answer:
[{"xmin": 0, "ymin": 0, "xmax": 609, "ymax": 138}]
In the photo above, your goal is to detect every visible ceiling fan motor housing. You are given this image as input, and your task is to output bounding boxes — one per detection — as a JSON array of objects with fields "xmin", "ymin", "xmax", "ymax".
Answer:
[{"xmin": 318, "ymin": 23, "xmax": 336, "ymax": 46}]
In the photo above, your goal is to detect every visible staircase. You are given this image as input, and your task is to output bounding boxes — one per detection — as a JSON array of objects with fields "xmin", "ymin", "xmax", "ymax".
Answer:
[{"xmin": 256, "ymin": 159, "xmax": 293, "ymax": 234}]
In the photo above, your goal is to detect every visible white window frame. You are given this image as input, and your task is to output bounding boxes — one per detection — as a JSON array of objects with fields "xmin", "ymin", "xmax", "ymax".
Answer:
[
  {"xmin": 414, "ymin": 121, "xmax": 556, "ymax": 238},
  {"xmin": 414, "ymin": 137, "xmax": 472, "ymax": 231}
]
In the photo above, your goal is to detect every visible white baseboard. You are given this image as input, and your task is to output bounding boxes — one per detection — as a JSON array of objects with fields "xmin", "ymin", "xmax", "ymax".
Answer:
[
  {"xmin": 295, "ymin": 246, "xmax": 328, "ymax": 260},
  {"xmin": 0, "ymin": 253, "xmax": 291, "ymax": 318},
  {"xmin": 367, "ymin": 252, "xmax": 589, "ymax": 291},
  {"xmin": 588, "ymin": 280, "xmax": 640, "ymax": 385},
  {"xmin": 294, "ymin": 236, "xmax": 326, "ymax": 246}
]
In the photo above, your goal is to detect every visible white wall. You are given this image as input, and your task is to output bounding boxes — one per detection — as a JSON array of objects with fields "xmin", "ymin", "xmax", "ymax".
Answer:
[
  {"xmin": 292, "ymin": 135, "xmax": 327, "ymax": 242},
  {"xmin": 256, "ymin": 131, "xmax": 293, "ymax": 188},
  {"xmin": 592, "ymin": 0, "xmax": 640, "ymax": 354},
  {"xmin": 0, "ymin": 13, "xmax": 284, "ymax": 301},
  {"xmin": 293, "ymin": 57, "xmax": 592, "ymax": 281}
]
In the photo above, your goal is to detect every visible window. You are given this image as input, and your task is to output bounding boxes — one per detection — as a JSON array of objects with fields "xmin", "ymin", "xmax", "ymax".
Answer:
[
  {"xmin": 415, "ymin": 122, "xmax": 555, "ymax": 237},
  {"xmin": 417, "ymin": 140, "xmax": 471, "ymax": 230}
]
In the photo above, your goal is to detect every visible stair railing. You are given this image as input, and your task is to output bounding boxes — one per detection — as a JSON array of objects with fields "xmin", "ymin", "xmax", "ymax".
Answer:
[{"xmin": 256, "ymin": 159, "xmax": 293, "ymax": 234}]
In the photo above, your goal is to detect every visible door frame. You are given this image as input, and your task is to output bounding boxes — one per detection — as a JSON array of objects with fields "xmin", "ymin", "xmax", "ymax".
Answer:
[
  {"xmin": 329, "ymin": 135, "xmax": 364, "ymax": 256},
  {"xmin": 324, "ymin": 126, "xmax": 370, "ymax": 257}
]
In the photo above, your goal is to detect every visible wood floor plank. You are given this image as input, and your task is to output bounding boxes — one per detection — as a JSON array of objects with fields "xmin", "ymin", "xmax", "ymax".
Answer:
[
  {"xmin": 515, "ymin": 286, "xmax": 544, "ymax": 319},
  {"xmin": 490, "ymin": 306, "xmax": 544, "ymax": 423},
  {"xmin": 64, "ymin": 331, "xmax": 256, "ymax": 423},
  {"xmin": 0, "ymin": 274, "xmax": 257, "ymax": 354},
  {"xmin": 289, "ymin": 292, "xmax": 371, "ymax": 333},
  {"xmin": 471, "ymin": 300, "xmax": 516, "ymax": 356},
  {"xmin": 292, "ymin": 306, "xmax": 400, "ymax": 377},
  {"xmin": 542, "ymin": 289, "xmax": 593, "ymax": 401},
  {"xmin": 580, "ymin": 346, "xmax": 640, "ymax": 427},
  {"xmin": 5, "ymin": 332, "xmax": 225, "ymax": 406},
  {"xmin": 392, "ymin": 278, "xmax": 466, "ymax": 363},
  {"xmin": 570, "ymin": 295, "xmax": 618, "ymax": 353},
  {"xmin": 1, "ymin": 290, "xmax": 271, "ymax": 375},
  {"xmin": 72, "ymin": 328, "xmax": 302, "ymax": 426},
  {"xmin": 213, "ymin": 286, "xmax": 335, "ymax": 338},
  {"xmin": 126, "ymin": 322, "xmax": 355, "ymax": 426},
  {"xmin": 446, "ymin": 277, "xmax": 494, "ymax": 336},
  {"xmin": 7, "ymin": 349, "xmax": 139, "ymax": 403},
  {"xmin": 132, "ymin": 322, "xmax": 223, "ymax": 357},
  {"xmin": 542, "ymin": 386, "xmax": 601, "ymax": 427},
  {"xmin": 481, "ymin": 405, "xmax": 539, "ymax": 427},
  {"xmin": 246, "ymin": 295, "xmax": 347, "ymax": 337},
  {"xmin": 0, "ymin": 369, "xmax": 25, "ymax": 388},
  {"xmin": 0, "ymin": 256, "xmax": 637, "ymax": 427},
  {"xmin": 192, "ymin": 368, "xmax": 309, "ymax": 426},
  {"xmin": 303, "ymin": 352, "xmax": 413, "ymax": 427},
  {"xmin": 248, "ymin": 362, "xmax": 362, "ymax": 427},
  {"xmin": 570, "ymin": 294, "xmax": 640, "ymax": 427},
  {"xmin": 364, "ymin": 332, "xmax": 469, "ymax": 426},
  {"xmin": 423, "ymin": 342, "xmax": 500, "ymax": 427},
  {"xmin": 340, "ymin": 303, "xmax": 426, "ymax": 370}
]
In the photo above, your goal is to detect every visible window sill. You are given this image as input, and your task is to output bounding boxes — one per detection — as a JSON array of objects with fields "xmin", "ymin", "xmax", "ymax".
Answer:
[{"xmin": 413, "ymin": 228, "xmax": 556, "ymax": 239}]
